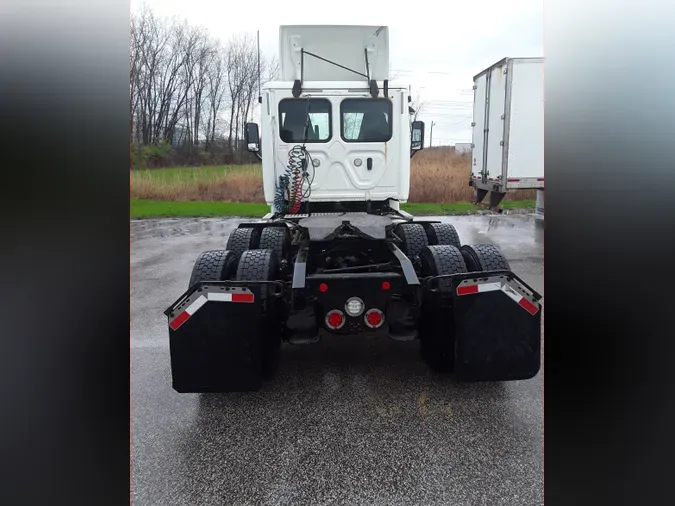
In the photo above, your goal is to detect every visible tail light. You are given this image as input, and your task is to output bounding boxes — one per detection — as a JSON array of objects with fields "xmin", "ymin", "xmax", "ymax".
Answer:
[
  {"xmin": 364, "ymin": 308, "xmax": 385, "ymax": 329},
  {"xmin": 325, "ymin": 309, "xmax": 346, "ymax": 330}
]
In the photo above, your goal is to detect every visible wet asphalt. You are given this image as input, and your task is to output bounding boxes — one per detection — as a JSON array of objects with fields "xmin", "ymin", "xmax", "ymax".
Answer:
[{"xmin": 131, "ymin": 214, "xmax": 544, "ymax": 506}]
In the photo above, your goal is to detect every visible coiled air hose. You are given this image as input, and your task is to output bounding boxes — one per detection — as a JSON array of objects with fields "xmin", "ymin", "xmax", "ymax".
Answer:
[{"xmin": 274, "ymin": 144, "xmax": 314, "ymax": 215}]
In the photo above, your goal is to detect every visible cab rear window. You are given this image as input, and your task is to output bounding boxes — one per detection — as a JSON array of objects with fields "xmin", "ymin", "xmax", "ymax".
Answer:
[
  {"xmin": 278, "ymin": 98, "xmax": 332, "ymax": 143},
  {"xmin": 340, "ymin": 98, "xmax": 392, "ymax": 142}
]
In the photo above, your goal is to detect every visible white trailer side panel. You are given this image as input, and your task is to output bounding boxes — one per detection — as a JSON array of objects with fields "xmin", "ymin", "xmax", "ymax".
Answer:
[
  {"xmin": 486, "ymin": 64, "xmax": 508, "ymax": 179},
  {"xmin": 471, "ymin": 72, "xmax": 487, "ymax": 178},
  {"xmin": 504, "ymin": 58, "xmax": 544, "ymax": 188}
]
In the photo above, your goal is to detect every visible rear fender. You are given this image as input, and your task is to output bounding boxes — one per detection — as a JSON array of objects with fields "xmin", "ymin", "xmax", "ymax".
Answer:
[{"xmin": 425, "ymin": 270, "xmax": 542, "ymax": 381}]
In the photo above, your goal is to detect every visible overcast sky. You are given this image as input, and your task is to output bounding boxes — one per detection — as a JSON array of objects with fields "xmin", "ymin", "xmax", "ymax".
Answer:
[{"xmin": 131, "ymin": 0, "xmax": 542, "ymax": 145}]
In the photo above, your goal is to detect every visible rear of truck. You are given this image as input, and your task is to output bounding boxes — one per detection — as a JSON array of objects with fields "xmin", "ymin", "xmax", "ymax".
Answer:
[
  {"xmin": 165, "ymin": 216, "xmax": 542, "ymax": 392},
  {"xmin": 164, "ymin": 27, "xmax": 543, "ymax": 393}
]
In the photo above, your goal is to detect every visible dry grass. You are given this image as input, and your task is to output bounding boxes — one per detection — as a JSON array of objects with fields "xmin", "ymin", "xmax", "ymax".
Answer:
[
  {"xmin": 131, "ymin": 164, "xmax": 264, "ymax": 203},
  {"xmin": 410, "ymin": 148, "xmax": 475, "ymax": 202},
  {"xmin": 132, "ymin": 170, "xmax": 264, "ymax": 203},
  {"xmin": 410, "ymin": 147, "xmax": 535, "ymax": 202},
  {"xmin": 130, "ymin": 147, "xmax": 534, "ymax": 203}
]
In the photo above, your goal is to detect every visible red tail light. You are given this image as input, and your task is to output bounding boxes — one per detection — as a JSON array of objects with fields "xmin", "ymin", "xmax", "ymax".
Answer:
[
  {"xmin": 325, "ymin": 309, "xmax": 345, "ymax": 330},
  {"xmin": 364, "ymin": 308, "xmax": 384, "ymax": 329}
]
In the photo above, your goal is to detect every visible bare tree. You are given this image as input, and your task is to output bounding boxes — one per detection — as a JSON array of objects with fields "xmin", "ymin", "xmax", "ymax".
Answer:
[
  {"xmin": 202, "ymin": 44, "xmax": 228, "ymax": 145},
  {"xmin": 130, "ymin": 5, "xmax": 278, "ymax": 164}
]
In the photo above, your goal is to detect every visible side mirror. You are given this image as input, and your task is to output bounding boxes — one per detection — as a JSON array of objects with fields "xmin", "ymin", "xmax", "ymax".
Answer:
[
  {"xmin": 411, "ymin": 121, "xmax": 425, "ymax": 151},
  {"xmin": 245, "ymin": 123, "xmax": 260, "ymax": 152}
]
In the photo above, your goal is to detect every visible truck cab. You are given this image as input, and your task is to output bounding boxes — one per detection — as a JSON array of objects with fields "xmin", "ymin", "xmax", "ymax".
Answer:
[
  {"xmin": 258, "ymin": 81, "xmax": 415, "ymax": 210},
  {"xmin": 244, "ymin": 25, "xmax": 424, "ymax": 214}
]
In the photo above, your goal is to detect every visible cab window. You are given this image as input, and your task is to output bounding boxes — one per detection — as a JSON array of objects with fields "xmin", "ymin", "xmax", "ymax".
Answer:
[
  {"xmin": 340, "ymin": 98, "xmax": 392, "ymax": 142},
  {"xmin": 278, "ymin": 98, "xmax": 331, "ymax": 143}
]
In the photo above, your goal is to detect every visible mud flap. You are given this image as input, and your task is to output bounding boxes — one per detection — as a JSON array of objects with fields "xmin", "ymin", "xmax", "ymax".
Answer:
[
  {"xmin": 447, "ymin": 271, "xmax": 541, "ymax": 381},
  {"xmin": 164, "ymin": 282, "xmax": 281, "ymax": 393}
]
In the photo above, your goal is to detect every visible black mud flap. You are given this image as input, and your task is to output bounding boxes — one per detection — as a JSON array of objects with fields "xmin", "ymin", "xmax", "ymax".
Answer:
[
  {"xmin": 427, "ymin": 270, "xmax": 542, "ymax": 381},
  {"xmin": 452, "ymin": 271, "xmax": 541, "ymax": 381},
  {"xmin": 164, "ymin": 281, "xmax": 282, "ymax": 393}
]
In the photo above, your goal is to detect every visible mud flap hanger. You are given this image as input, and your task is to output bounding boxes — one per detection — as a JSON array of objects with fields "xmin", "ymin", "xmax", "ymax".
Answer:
[
  {"xmin": 164, "ymin": 280, "xmax": 285, "ymax": 331},
  {"xmin": 424, "ymin": 269, "xmax": 542, "ymax": 314}
]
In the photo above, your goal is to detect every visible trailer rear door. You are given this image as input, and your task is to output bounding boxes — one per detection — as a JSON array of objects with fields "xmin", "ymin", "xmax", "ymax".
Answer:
[{"xmin": 471, "ymin": 59, "xmax": 508, "ymax": 184}]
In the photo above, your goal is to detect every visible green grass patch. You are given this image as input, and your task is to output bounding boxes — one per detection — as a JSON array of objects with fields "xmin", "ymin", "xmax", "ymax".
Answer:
[
  {"xmin": 131, "ymin": 199, "xmax": 270, "ymax": 219},
  {"xmin": 131, "ymin": 199, "xmax": 536, "ymax": 219},
  {"xmin": 501, "ymin": 199, "xmax": 537, "ymax": 209},
  {"xmin": 401, "ymin": 202, "xmax": 480, "ymax": 215}
]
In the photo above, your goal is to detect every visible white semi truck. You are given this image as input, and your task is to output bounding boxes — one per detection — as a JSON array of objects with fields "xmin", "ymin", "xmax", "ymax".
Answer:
[
  {"xmin": 469, "ymin": 57, "xmax": 544, "ymax": 218},
  {"xmin": 165, "ymin": 26, "xmax": 542, "ymax": 393}
]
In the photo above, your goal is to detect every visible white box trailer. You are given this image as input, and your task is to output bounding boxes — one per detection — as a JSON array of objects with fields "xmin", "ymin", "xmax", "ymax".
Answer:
[{"xmin": 470, "ymin": 57, "xmax": 544, "ymax": 208}]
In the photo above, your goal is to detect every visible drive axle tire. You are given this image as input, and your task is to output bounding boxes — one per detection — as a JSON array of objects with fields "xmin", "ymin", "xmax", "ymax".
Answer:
[
  {"xmin": 396, "ymin": 223, "xmax": 429, "ymax": 261},
  {"xmin": 235, "ymin": 249, "xmax": 282, "ymax": 379},
  {"xmin": 424, "ymin": 223, "xmax": 461, "ymax": 249},
  {"xmin": 188, "ymin": 250, "xmax": 238, "ymax": 289},
  {"xmin": 460, "ymin": 244, "xmax": 510, "ymax": 273},
  {"xmin": 418, "ymin": 245, "xmax": 467, "ymax": 372},
  {"xmin": 259, "ymin": 226, "xmax": 290, "ymax": 263},
  {"xmin": 420, "ymin": 244, "xmax": 467, "ymax": 292},
  {"xmin": 226, "ymin": 227, "xmax": 261, "ymax": 261},
  {"xmin": 235, "ymin": 249, "xmax": 279, "ymax": 282}
]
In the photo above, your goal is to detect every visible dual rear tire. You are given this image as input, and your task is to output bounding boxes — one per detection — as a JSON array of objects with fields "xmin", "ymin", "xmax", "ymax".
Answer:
[
  {"xmin": 187, "ymin": 246, "xmax": 283, "ymax": 390},
  {"xmin": 418, "ymin": 243, "xmax": 511, "ymax": 373},
  {"xmin": 226, "ymin": 226, "xmax": 291, "ymax": 263},
  {"xmin": 188, "ymin": 250, "xmax": 238, "ymax": 288},
  {"xmin": 396, "ymin": 222, "xmax": 462, "ymax": 262}
]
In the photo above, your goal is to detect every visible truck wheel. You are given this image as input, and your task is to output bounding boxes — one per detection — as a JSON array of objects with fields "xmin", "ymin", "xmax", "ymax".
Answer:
[
  {"xmin": 419, "ymin": 245, "xmax": 467, "ymax": 372},
  {"xmin": 420, "ymin": 244, "xmax": 467, "ymax": 292},
  {"xmin": 424, "ymin": 223, "xmax": 461, "ymax": 249},
  {"xmin": 226, "ymin": 227, "xmax": 260, "ymax": 261},
  {"xmin": 259, "ymin": 226, "xmax": 290, "ymax": 262},
  {"xmin": 235, "ymin": 249, "xmax": 282, "ymax": 379},
  {"xmin": 188, "ymin": 250, "xmax": 237, "ymax": 289},
  {"xmin": 396, "ymin": 223, "xmax": 429, "ymax": 261},
  {"xmin": 460, "ymin": 244, "xmax": 510, "ymax": 273}
]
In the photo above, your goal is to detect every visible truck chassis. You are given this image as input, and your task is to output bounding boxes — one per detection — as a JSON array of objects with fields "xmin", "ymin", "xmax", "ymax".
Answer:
[{"xmin": 165, "ymin": 206, "xmax": 542, "ymax": 393}]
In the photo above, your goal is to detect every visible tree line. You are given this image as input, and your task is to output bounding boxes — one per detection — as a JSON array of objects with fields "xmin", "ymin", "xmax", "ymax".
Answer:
[{"xmin": 130, "ymin": 7, "xmax": 278, "ymax": 167}]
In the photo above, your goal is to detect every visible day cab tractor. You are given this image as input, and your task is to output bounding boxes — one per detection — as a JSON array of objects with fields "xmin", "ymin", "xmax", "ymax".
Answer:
[{"xmin": 164, "ymin": 25, "xmax": 542, "ymax": 393}]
